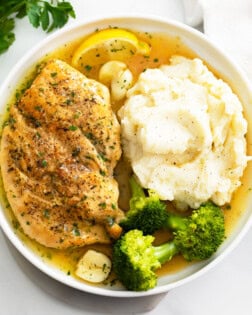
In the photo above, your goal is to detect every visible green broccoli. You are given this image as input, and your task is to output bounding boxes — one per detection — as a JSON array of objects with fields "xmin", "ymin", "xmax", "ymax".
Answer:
[
  {"xmin": 120, "ymin": 177, "xmax": 168, "ymax": 234},
  {"xmin": 113, "ymin": 210, "xmax": 225, "ymax": 291},
  {"xmin": 120, "ymin": 178, "xmax": 225, "ymax": 253},
  {"xmin": 113, "ymin": 229, "xmax": 176, "ymax": 291},
  {"xmin": 168, "ymin": 201, "xmax": 225, "ymax": 261}
]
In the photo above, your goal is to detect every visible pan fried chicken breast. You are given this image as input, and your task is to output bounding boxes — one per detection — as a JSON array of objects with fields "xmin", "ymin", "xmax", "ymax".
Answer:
[{"xmin": 0, "ymin": 59, "xmax": 124, "ymax": 249}]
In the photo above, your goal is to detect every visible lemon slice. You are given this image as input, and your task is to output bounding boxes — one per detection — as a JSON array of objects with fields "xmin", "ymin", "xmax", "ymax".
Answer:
[{"xmin": 72, "ymin": 28, "xmax": 150, "ymax": 72}]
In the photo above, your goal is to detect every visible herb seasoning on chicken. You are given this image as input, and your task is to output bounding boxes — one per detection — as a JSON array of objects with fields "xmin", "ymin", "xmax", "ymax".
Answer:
[{"xmin": 0, "ymin": 59, "xmax": 124, "ymax": 249}]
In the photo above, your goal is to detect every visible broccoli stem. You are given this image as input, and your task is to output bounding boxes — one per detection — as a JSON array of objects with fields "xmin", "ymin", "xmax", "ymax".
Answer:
[
  {"xmin": 165, "ymin": 214, "xmax": 187, "ymax": 231},
  {"xmin": 153, "ymin": 241, "xmax": 178, "ymax": 264},
  {"xmin": 129, "ymin": 176, "xmax": 145, "ymax": 199}
]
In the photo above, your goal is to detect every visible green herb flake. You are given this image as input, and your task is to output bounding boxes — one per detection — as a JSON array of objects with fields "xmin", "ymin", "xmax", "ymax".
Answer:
[
  {"xmin": 43, "ymin": 209, "xmax": 50, "ymax": 219},
  {"xmin": 46, "ymin": 252, "xmax": 52, "ymax": 260},
  {"xmin": 106, "ymin": 216, "xmax": 115, "ymax": 226},
  {"xmin": 41, "ymin": 159, "xmax": 48, "ymax": 167},
  {"xmin": 99, "ymin": 170, "xmax": 106, "ymax": 176},
  {"xmin": 84, "ymin": 65, "xmax": 92, "ymax": 72},
  {"xmin": 65, "ymin": 99, "xmax": 72, "ymax": 105},
  {"xmin": 99, "ymin": 202, "xmax": 107, "ymax": 209},
  {"xmin": 8, "ymin": 116, "xmax": 16, "ymax": 126},
  {"xmin": 69, "ymin": 125, "xmax": 78, "ymax": 131},
  {"xmin": 98, "ymin": 152, "xmax": 109, "ymax": 162},
  {"xmin": 73, "ymin": 112, "xmax": 81, "ymax": 119},
  {"xmin": 37, "ymin": 151, "xmax": 45, "ymax": 157},
  {"xmin": 35, "ymin": 132, "xmax": 41, "ymax": 139},
  {"xmin": 50, "ymin": 72, "xmax": 57, "ymax": 77},
  {"xmin": 15, "ymin": 91, "xmax": 21, "ymax": 100},
  {"xmin": 34, "ymin": 105, "xmax": 42, "ymax": 112},
  {"xmin": 72, "ymin": 224, "xmax": 80, "ymax": 236},
  {"xmin": 85, "ymin": 132, "xmax": 95, "ymax": 140},
  {"xmin": 12, "ymin": 219, "xmax": 20, "ymax": 230},
  {"xmin": 72, "ymin": 147, "xmax": 81, "ymax": 157}
]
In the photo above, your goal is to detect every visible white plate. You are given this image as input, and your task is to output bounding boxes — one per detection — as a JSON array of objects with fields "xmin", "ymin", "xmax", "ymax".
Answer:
[{"xmin": 0, "ymin": 15, "xmax": 252, "ymax": 298}]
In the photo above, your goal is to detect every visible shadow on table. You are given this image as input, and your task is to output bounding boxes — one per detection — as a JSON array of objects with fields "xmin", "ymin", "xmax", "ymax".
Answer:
[{"xmin": 5, "ymin": 235, "xmax": 167, "ymax": 314}]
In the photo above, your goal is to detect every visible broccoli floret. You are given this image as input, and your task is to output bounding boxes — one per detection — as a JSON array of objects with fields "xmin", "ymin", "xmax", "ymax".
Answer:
[
  {"xmin": 168, "ymin": 201, "xmax": 225, "ymax": 260},
  {"xmin": 112, "ymin": 229, "xmax": 177, "ymax": 291},
  {"xmin": 120, "ymin": 177, "xmax": 168, "ymax": 234}
]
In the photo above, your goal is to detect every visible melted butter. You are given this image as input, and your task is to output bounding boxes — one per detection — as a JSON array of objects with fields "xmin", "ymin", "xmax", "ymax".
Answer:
[{"xmin": 1, "ymin": 29, "xmax": 252, "ymax": 282}]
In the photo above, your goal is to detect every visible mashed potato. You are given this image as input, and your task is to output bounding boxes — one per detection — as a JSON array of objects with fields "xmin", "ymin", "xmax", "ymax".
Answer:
[{"xmin": 118, "ymin": 56, "xmax": 250, "ymax": 209}]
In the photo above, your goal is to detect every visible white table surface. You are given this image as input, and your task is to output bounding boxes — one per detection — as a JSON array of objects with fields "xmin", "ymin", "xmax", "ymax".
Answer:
[{"xmin": 1, "ymin": 1, "xmax": 252, "ymax": 314}]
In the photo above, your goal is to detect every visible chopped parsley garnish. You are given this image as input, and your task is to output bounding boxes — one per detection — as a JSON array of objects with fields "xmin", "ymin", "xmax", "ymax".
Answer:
[
  {"xmin": 34, "ymin": 105, "xmax": 42, "ymax": 111},
  {"xmin": 99, "ymin": 202, "xmax": 106, "ymax": 209},
  {"xmin": 50, "ymin": 72, "xmax": 58, "ymax": 77},
  {"xmin": 72, "ymin": 224, "xmax": 80, "ymax": 236},
  {"xmin": 41, "ymin": 159, "xmax": 48, "ymax": 167},
  {"xmin": 68, "ymin": 125, "xmax": 78, "ymax": 131},
  {"xmin": 106, "ymin": 216, "xmax": 115, "ymax": 226},
  {"xmin": 72, "ymin": 146, "xmax": 81, "ymax": 157},
  {"xmin": 43, "ymin": 209, "xmax": 50, "ymax": 219},
  {"xmin": 84, "ymin": 65, "xmax": 92, "ymax": 72}
]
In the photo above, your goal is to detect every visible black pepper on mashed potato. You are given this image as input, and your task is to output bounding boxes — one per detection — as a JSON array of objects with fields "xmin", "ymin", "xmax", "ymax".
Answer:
[{"xmin": 118, "ymin": 56, "xmax": 250, "ymax": 209}]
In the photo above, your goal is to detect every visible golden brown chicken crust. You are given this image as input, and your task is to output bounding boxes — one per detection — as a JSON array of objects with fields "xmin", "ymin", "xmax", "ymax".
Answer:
[{"xmin": 0, "ymin": 59, "xmax": 123, "ymax": 249}]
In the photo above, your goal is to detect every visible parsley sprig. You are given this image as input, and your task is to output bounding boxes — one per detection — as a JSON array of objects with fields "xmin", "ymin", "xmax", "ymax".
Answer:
[{"xmin": 0, "ymin": 0, "xmax": 76, "ymax": 55}]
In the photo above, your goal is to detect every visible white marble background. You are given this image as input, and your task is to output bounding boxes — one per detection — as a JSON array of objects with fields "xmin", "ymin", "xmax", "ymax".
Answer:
[{"xmin": 0, "ymin": 1, "xmax": 252, "ymax": 314}]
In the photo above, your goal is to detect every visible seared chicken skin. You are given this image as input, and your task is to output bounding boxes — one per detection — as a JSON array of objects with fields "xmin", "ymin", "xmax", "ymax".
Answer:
[{"xmin": 0, "ymin": 59, "xmax": 124, "ymax": 249}]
